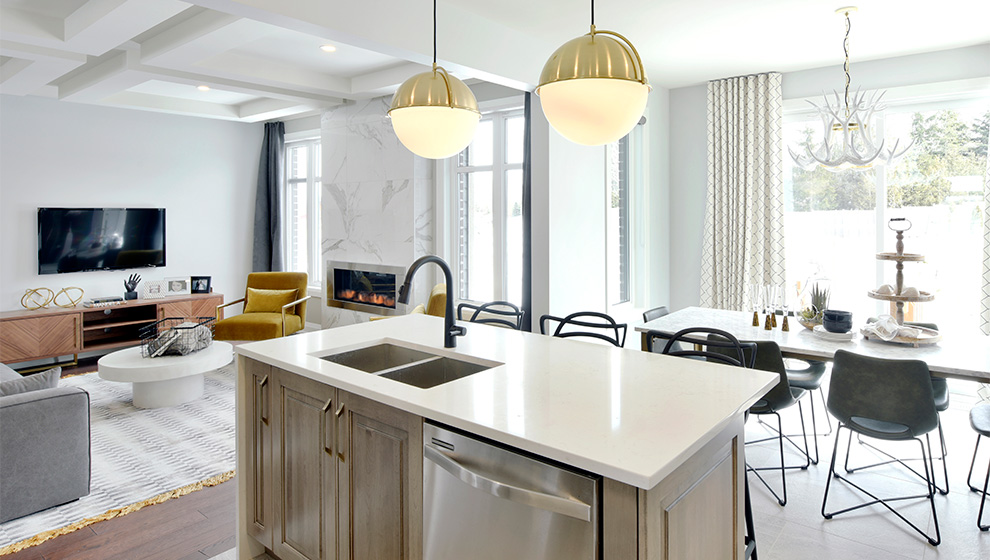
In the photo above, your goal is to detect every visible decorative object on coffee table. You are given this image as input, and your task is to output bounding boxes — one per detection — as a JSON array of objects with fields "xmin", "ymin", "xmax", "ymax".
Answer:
[
  {"xmin": 191, "ymin": 276, "xmax": 211, "ymax": 294},
  {"xmin": 123, "ymin": 274, "xmax": 141, "ymax": 300},
  {"xmin": 867, "ymin": 218, "xmax": 933, "ymax": 325},
  {"xmin": 142, "ymin": 280, "xmax": 167, "ymax": 299},
  {"xmin": 166, "ymin": 277, "xmax": 191, "ymax": 296}
]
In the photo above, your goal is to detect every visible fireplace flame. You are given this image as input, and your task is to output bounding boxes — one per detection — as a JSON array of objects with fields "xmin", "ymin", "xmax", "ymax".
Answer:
[{"xmin": 337, "ymin": 289, "xmax": 396, "ymax": 308}]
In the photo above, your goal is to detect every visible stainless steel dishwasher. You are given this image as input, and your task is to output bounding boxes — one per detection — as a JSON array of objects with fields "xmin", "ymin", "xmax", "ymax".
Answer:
[{"xmin": 423, "ymin": 422, "xmax": 600, "ymax": 560}]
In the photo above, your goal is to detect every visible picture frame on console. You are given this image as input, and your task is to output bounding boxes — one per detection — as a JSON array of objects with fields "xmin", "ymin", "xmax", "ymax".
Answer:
[
  {"xmin": 191, "ymin": 276, "xmax": 212, "ymax": 294},
  {"xmin": 166, "ymin": 277, "xmax": 191, "ymax": 296},
  {"xmin": 142, "ymin": 280, "xmax": 167, "ymax": 299}
]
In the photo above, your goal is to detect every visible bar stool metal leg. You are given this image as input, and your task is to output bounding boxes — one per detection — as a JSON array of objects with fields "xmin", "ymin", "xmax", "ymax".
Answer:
[{"xmin": 966, "ymin": 433, "xmax": 990, "ymax": 531}]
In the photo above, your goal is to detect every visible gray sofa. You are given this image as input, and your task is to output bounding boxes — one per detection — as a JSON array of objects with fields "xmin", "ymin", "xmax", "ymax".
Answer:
[{"xmin": 0, "ymin": 363, "xmax": 91, "ymax": 523}]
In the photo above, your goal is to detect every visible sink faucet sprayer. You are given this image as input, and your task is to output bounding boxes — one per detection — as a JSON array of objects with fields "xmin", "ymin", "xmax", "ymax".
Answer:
[{"xmin": 397, "ymin": 255, "xmax": 466, "ymax": 348}]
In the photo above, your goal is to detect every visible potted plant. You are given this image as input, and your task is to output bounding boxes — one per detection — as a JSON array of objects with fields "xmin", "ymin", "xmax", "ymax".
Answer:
[{"xmin": 798, "ymin": 282, "xmax": 830, "ymax": 330}]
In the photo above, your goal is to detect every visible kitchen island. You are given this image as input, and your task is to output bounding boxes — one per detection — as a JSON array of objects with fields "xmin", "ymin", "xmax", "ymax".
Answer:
[{"xmin": 234, "ymin": 314, "xmax": 777, "ymax": 560}]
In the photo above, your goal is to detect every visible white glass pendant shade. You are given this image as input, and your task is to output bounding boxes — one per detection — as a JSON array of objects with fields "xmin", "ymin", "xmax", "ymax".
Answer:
[
  {"xmin": 538, "ymin": 78, "xmax": 649, "ymax": 145},
  {"xmin": 390, "ymin": 106, "xmax": 481, "ymax": 159},
  {"xmin": 537, "ymin": 29, "xmax": 651, "ymax": 146},
  {"xmin": 389, "ymin": 67, "xmax": 480, "ymax": 159}
]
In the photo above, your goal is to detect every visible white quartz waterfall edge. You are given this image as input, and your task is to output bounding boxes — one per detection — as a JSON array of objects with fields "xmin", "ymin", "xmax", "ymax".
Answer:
[{"xmin": 0, "ymin": 365, "xmax": 236, "ymax": 552}]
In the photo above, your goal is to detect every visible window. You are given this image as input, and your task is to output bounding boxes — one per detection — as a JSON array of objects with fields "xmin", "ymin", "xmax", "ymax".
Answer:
[
  {"xmin": 607, "ymin": 136, "xmax": 631, "ymax": 305},
  {"xmin": 452, "ymin": 107, "xmax": 525, "ymax": 304},
  {"xmin": 783, "ymin": 83, "xmax": 989, "ymax": 331},
  {"xmin": 284, "ymin": 138, "xmax": 322, "ymax": 286}
]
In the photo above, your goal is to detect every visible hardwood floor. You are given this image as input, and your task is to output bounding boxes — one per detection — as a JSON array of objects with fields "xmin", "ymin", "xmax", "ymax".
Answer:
[
  {"xmin": 6, "ymin": 479, "xmax": 235, "ymax": 560},
  {"xmin": 5, "ymin": 356, "xmax": 236, "ymax": 560}
]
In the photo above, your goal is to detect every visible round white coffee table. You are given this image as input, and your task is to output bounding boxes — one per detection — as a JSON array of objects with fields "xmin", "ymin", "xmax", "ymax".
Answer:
[{"xmin": 98, "ymin": 342, "xmax": 233, "ymax": 408}]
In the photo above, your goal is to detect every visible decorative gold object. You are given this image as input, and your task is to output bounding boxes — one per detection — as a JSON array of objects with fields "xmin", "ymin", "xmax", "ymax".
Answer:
[
  {"xmin": 764, "ymin": 314, "xmax": 773, "ymax": 330},
  {"xmin": 388, "ymin": 0, "xmax": 480, "ymax": 159},
  {"xmin": 782, "ymin": 315, "xmax": 790, "ymax": 332},
  {"xmin": 21, "ymin": 288, "xmax": 54, "ymax": 310},
  {"xmin": 54, "ymin": 287, "xmax": 84, "ymax": 308},
  {"xmin": 771, "ymin": 313, "xmax": 778, "ymax": 328},
  {"xmin": 536, "ymin": 1, "xmax": 651, "ymax": 145},
  {"xmin": 752, "ymin": 311, "xmax": 760, "ymax": 326}
]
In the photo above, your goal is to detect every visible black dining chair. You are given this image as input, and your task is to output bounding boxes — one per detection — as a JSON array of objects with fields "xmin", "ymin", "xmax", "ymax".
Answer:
[
  {"xmin": 644, "ymin": 327, "xmax": 758, "ymax": 559},
  {"xmin": 539, "ymin": 311, "xmax": 627, "ymax": 347},
  {"xmin": 857, "ymin": 320, "xmax": 949, "ymax": 494},
  {"xmin": 783, "ymin": 358, "xmax": 829, "ymax": 464},
  {"xmin": 457, "ymin": 301, "xmax": 525, "ymax": 330},
  {"xmin": 642, "ymin": 305, "xmax": 670, "ymax": 323},
  {"xmin": 822, "ymin": 349, "xmax": 941, "ymax": 546},
  {"xmin": 966, "ymin": 403, "xmax": 990, "ymax": 531}
]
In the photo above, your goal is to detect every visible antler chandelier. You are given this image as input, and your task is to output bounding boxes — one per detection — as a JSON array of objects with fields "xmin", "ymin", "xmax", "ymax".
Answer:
[{"xmin": 788, "ymin": 7, "xmax": 912, "ymax": 171}]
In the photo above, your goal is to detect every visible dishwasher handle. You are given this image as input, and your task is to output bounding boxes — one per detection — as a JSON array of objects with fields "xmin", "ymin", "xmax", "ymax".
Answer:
[{"xmin": 424, "ymin": 444, "xmax": 592, "ymax": 522}]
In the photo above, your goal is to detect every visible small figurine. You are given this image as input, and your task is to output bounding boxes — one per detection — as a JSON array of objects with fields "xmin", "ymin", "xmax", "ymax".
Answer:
[{"xmin": 124, "ymin": 274, "xmax": 141, "ymax": 300}]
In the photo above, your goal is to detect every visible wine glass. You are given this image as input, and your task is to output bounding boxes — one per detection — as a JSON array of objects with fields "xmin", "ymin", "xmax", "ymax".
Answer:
[{"xmin": 749, "ymin": 283, "xmax": 763, "ymax": 326}]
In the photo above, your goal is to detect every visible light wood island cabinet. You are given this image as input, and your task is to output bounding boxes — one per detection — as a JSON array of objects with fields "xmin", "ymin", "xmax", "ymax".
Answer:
[
  {"xmin": 241, "ymin": 360, "xmax": 422, "ymax": 560},
  {"xmin": 235, "ymin": 315, "xmax": 774, "ymax": 560}
]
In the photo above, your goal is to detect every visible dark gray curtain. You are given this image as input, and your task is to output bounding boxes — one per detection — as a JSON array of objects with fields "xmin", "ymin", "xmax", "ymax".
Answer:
[
  {"xmin": 253, "ymin": 121, "xmax": 285, "ymax": 272},
  {"xmin": 521, "ymin": 93, "xmax": 533, "ymax": 332}
]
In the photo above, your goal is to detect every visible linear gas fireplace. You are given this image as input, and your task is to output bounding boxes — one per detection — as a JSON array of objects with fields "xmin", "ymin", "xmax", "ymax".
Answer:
[{"xmin": 327, "ymin": 260, "xmax": 406, "ymax": 316}]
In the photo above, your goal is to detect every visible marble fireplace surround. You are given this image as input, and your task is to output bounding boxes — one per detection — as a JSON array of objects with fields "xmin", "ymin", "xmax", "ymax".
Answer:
[{"xmin": 320, "ymin": 97, "xmax": 435, "ymax": 328}]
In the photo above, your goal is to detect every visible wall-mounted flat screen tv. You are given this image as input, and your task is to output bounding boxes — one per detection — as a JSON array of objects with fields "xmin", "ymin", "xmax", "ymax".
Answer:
[{"xmin": 38, "ymin": 208, "xmax": 166, "ymax": 275}]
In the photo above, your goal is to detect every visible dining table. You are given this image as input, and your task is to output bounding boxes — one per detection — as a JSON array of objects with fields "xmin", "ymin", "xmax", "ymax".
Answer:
[{"xmin": 636, "ymin": 306, "xmax": 990, "ymax": 383}]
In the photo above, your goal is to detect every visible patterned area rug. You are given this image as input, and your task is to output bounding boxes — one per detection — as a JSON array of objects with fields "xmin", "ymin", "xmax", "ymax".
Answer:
[{"xmin": 0, "ymin": 364, "xmax": 236, "ymax": 554}]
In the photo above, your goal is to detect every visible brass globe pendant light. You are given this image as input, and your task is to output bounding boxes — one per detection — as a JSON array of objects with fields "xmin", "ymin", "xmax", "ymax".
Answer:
[
  {"xmin": 388, "ymin": 0, "xmax": 480, "ymax": 159},
  {"xmin": 537, "ymin": 0, "xmax": 651, "ymax": 146}
]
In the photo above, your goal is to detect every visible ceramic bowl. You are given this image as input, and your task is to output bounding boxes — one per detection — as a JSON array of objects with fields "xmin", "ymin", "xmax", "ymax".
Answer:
[{"xmin": 823, "ymin": 309, "xmax": 853, "ymax": 333}]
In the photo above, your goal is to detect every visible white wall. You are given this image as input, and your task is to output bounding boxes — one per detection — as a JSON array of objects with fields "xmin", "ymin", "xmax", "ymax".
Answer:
[
  {"xmin": 666, "ymin": 44, "xmax": 990, "ymax": 311},
  {"xmin": 0, "ymin": 95, "xmax": 262, "ymax": 311}
]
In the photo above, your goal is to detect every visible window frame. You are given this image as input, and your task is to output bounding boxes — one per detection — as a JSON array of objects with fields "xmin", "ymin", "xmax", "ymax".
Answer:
[
  {"xmin": 283, "ymin": 135, "xmax": 322, "ymax": 290},
  {"xmin": 444, "ymin": 102, "xmax": 526, "ymax": 305}
]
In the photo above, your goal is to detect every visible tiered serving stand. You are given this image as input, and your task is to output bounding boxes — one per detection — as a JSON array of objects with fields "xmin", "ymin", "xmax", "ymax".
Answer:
[{"xmin": 865, "ymin": 218, "xmax": 940, "ymax": 346}]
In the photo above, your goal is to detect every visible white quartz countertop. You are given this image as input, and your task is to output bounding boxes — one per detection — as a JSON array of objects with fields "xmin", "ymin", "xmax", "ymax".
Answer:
[{"xmin": 235, "ymin": 314, "xmax": 778, "ymax": 490}]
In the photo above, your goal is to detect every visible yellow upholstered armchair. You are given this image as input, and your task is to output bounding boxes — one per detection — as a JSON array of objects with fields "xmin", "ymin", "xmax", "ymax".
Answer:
[{"xmin": 214, "ymin": 272, "xmax": 312, "ymax": 341}]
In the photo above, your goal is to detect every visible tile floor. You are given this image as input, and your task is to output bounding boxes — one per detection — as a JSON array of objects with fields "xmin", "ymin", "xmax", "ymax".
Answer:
[{"xmin": 746, "ymin": 379, "xmax": 990, "ymax": 560}]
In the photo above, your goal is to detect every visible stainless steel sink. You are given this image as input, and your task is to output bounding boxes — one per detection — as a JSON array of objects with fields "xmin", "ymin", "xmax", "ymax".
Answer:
[
  {"xmin": 379, "ymin": 356, "xmax": 491, "ymax": 389},
  {"xmin": 319, "ymin": 341, "xmax": 500, "ymax": 388},
  {"xmin": 321, "ymin": 343, "xmax": 436, "ymax": 373}
]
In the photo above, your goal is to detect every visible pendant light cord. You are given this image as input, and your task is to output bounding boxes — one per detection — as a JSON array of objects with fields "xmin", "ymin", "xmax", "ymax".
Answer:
[
  {"xmin": 433, "ymin": 0, "xmax": 437, "ymax": 66},
  {"xmin": 591, "ymin": 0, "xmax": 595, "ymax": 26},
  {"xmin": 843, "ymin": 10, "xmax": 851, "ymax": 114}
]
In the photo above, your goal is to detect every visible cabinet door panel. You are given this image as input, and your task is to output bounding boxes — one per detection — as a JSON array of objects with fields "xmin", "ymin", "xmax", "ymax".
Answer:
[
  {"xmin": 273, "ymin": 369, "xmax": 336, "ymax": 560},
  {"xmin": 337, "ymin": 391, "xmax": 422, "ymax": 560},
  {"xmin": 0, "ymin": 314, "xmax": 79, "ymax": 362},
  {"xmin": 191, "ymin": 296, "xmax": 222, "ymax": 320},
  {"xmin": 159, "ymin": 301, "xmax": 193, "ymax": 321},
  {"xmin": 244, "ymin": 359, "xmax": 273, "ymax": 548}
]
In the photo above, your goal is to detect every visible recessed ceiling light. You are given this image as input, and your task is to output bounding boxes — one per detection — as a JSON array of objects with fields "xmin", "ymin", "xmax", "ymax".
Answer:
[
  {"xmin": 320, "ymin": 44, "xmax": 337, "ymax": 53},
  {"xmin": 197, "ymin": 85, "xmax": 210, "ymax": 91}
]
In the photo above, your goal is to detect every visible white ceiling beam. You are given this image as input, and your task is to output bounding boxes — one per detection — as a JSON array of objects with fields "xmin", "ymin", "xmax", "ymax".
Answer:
[
  {"xmin": 194, "ymin": 51, "xmax": 352, "ymax": 96},
  {"xmin": 58, "ymin": 50, "xmax": 144, "ymax": 101},
  {"xmin": 141, "ymin": 10, "xmax": 274, "ymax": 66},
  {"xmin": 185, "ymin": 0, "xmax": 545, "ymax": 90},
  {"xmin": 237, "ymin": 98, "xmax": 316, "ymax": 122},
  {"xmin": 0, "ymin": 7, "xmax": 63, "ymax": 43},
  {"xmin": 0, "ymin": 41, "xmax": 88, "ymax": 95},
  {"xmin": 350, "ymin": 62, "xmax": 431, "ymax": 97},
  {"xmin": 101, "ymin": 90, "xmax": 243, "ymax": 120},
  {"xmin": 140, "ymin": 62, "xmax": 346, "ymax": 106},
  {"xmin": 1, "ymin": 0, "xmax": 188, "ymax": 57}
]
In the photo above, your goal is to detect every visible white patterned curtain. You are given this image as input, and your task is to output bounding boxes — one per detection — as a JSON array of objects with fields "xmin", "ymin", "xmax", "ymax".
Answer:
[
  {"xmin": 700, "ymin": 72, "xmax": 785, "ymax": 310},
  {"xmin": 981, "ymin": 124, "xmax": 990, "ymax": 335}
]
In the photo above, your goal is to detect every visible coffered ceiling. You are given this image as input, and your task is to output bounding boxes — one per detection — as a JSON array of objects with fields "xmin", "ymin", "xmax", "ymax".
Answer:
[{"xmin": 2, "ymin": 0, "xmax": 988, "ymax": 123}]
